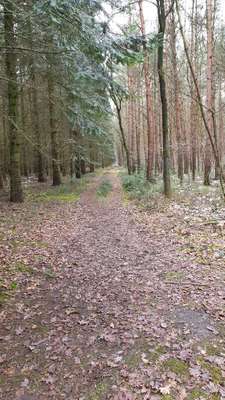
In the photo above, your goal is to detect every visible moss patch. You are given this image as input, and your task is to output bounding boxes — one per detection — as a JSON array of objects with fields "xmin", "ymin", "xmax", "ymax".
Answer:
[
  {"xmin": 187, "ymin": 389, "xmax": 206, "ymax": 399},
  {"xmin": 36, "ymin": 192, "xmax": 79, "ymax": 202},
  {"xmin": 125, "ymin": 351, "xmax": 141, "ymax": 369},
  {"xmin": 43, "ymin": 268, "xmax": 56, "ymax": 279},
  {"xmin": 164, "ymin": 271, "xmax": 185, "ymax": 282},
  {"xmin": 197, "ymin": 357, "xmax": 223, "ymax": 384},
  {"xmin": 88, "ymin": 381, "xmax": 109, "ymax": 400},
  {"xmin": 163, "ymin": 358, "xmax": 189, "ymax": 377},
  {"xmin": 0, "ymin": 291, "xmax": 9, "ymax": 305},
  {"xmin": 26, "ymin": 176, "xmax": 90, "ymax": 203},
  {"xmin": 205, "ymin": 344, "xmax": 222, "ymax": 357},
  {"xmin": 148, "ymin": 345, "xmax": 167, "ymax": 362},
  {"xmin": 14, "ymin": 262, "xmax": 34, "ymax": 274}
]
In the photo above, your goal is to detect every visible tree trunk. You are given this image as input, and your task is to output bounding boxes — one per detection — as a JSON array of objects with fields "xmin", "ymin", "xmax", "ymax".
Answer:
[
  {"xmin": 4, "ymin": 0, "xmax": 23, "ymax": 202},
  {"xmin": 157, "ymin": 0, "xmax": 172, "ymax": 197},
  {"xmin": 138, "ymin": 0, "xmax": 154, "ymax": 180},
  {"xmin": 204, "ymin": 0, "xmax": 214, "ymax": 186},
  {"xmin": 28, "ymin": 15, "xmax": 46, "ymax": 183},
  {"xmin": 80, "ymin": 159, "xmax": 86, "ymax": 175},
  {"xmin": 170, "ymin": 9, "xmax": 183, "ymax": 183},
  {"xmin": 47, "ymin": 58, "xmax": 61, "ymax": 186}
]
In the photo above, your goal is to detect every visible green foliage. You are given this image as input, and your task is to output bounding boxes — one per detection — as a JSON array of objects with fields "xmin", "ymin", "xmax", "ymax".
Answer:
[
  {"xmin": 121, "ymin": 172, "xmax": 162, "ymax": 201},
  {"xmin": 28, "ymin": 177, "xmax": 89, "ymax": 202},
  {"xmin": 163, "ymin": 358, "xmax": 189, "ymax": 376},
  {"xmin": 187, "ymin": 389, "xmax": 206, "ymax": 399},
  {"xmin": 197, "ymin": 357, "xmax": 223, "ymax": 384},
  {"xmin": 96, "ymin": 179, "xmax": 112, "ymax": 197}
]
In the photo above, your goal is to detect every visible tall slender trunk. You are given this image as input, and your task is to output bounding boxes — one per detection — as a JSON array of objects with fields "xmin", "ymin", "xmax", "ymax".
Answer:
[
  {"xmin": 116, "ymin": 101, "xmax": 131, "ymax": 175},
  {"xmin": 47, "ymin": 42, "xmax": 61, "ymax": 186},
  {"xmin": 47, "ymin": 72, "xmax": 61, "ymax": 186},
  {"xmin": 170, "ymin": 9, "xmax": 183, "ymax": 183},
  {"xmin": 138, "ymin": 0, "xmax": 154, "ymax": 180},
  {"xmin": 176, "ymin": 0, "xmax": 225, "ymax": 198},
  {"xmin": 190, "ymin": 0, "xmax": 198, "ymax": 181},
  {"xmin": 157, "ymin": 0, "xmax": 171, "ymax": 197},
  {"xmin": 204, "ymin": 0, "xmax": 214, "ymax": 185},
  {"xmin": 28, "ymin": 14, "xmax": 46, "ymax": 182},
  {"xmin": 4, "ymin": 0, "xmax": 23, "ymax": 202},
  {"xmin": 135, "ymin": 72, "xmax": 141, "ymax": 173}
]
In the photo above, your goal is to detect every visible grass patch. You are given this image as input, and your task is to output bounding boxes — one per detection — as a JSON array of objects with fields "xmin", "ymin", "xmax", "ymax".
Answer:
[
  {"xmin": 197, "ymin": 356, "xmax": 223, "ymax": 384},
  {"xmin": 26, "ymin": 176, "xmax": 90, "ymax": 203},
  {"xmin": 0, "ymin": 291, "xmax": 9, "ymax": 305},
  {"xmin": 0, "ymin": 277, "xmax": 18, "ymax": 305},
  {"xmin": 187, "ymin": 389, "xmax": 206, "ymax": 399},
  {"xmin": 14, "ymin": 262, "xmax": 34, "ymax": 274},
  {"xmin": 88, "ymin": 381, "xmax": 109, "ymax": 400},
  {"xmin": 205, "ymin": 343, "xmax": 223, "ymax": 356},
  {"xmin": 164, "ymin": 271, "xmax": 185, "ymax": 282},
  {"xmin": 148, "ymin": 345, "xmax": 167, "ymax": 362},
  {"xmin": 163, "ymin": 358, "xmax": 189, "ymax": 377},
  {"xmin": 125, "ymin": 351, "xmax": 141, "ymax": 369},
  {"xmin": 35, "ymin": 191, "xmax": 79, "ymax": 203},
  {"xmin": 96, "ymin": 179, "xmax": 112, "ymax": 198}
]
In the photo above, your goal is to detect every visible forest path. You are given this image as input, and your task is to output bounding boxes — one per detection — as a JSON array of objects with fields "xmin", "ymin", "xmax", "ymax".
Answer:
[{"xmin": 0, "ymin": 170, "xmax": 224, "ymax": 400}]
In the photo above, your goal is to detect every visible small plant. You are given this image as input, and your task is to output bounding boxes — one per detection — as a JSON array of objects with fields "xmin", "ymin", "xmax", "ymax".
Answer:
[
  {"xmin": 43, "ymin": 268, "xmax": 56, "ymax": 279},
  {"xmin": 10, "ymin": 281, "xmax": 17, "ymax": 290},
  {"xmin": 121, "ymin": 172, "xmax": 162, "ymax": 201},
  {"xmin": 96, "ymin": 179, "xmax": 112, "ymax": 197}
]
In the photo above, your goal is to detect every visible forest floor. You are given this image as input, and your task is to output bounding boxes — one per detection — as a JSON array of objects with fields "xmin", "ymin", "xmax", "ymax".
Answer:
[{"xmin": 0, "ymin": 169, "xmax": 225, "ymax": 400}]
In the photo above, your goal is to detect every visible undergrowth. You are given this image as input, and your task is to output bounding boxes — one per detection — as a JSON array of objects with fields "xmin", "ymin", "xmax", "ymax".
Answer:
[
  {"xmin": 121, "ymin": 172, "xmax": 162, "ymax": 202},
  {"xmin": 26, "ymin": 175, "xmax": 90, "ymax": 202},
  {"xmin": 96, "ymin": 179, "xmax": 112, "ymax": 197},
  {"xmin": 120, "ymin": 170, "xmax": 222, "ymax": 207}
]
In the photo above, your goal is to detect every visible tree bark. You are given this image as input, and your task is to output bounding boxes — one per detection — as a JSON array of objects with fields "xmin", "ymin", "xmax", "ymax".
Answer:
[
  {"xmin": 157, "ymin": 0, "xmax": 172, "ymax": 197},
  {"xmin": 28, "ymin": 12, "xmax": 46, "ymax": 183},
  {"xmin": 138, "ymin": 0, "xmax": 154, "ymax": 180},
  {"xmin": 170, "ymin": 8, "xmax": 183, "ymax": 183},
  {"xmin": 47, "ymin": 51, "xmax": 61, "ymax": 186},
  {"xmin": 4, "ymin": 0, "xmax": 23, "ymax": 202},
  {"xmin": 204, "ymin": 0, "xmax": 214, "ymax": 185}
]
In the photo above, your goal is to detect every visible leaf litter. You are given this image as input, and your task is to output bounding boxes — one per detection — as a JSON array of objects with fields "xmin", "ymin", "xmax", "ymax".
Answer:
[{"xmin": 0, "ymin": 172, "xmax": 224, "ymax": 399}]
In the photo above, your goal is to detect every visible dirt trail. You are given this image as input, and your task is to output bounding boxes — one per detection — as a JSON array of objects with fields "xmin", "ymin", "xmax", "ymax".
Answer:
[{"xmin": 0, "ymin": 171, "xmax": 224, "ymax": 400}]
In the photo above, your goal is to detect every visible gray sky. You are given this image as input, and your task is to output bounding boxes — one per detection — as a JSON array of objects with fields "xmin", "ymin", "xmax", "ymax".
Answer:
[{"xmin": 108, "ymin": 0, "xmax": 225, "ymax": 35}]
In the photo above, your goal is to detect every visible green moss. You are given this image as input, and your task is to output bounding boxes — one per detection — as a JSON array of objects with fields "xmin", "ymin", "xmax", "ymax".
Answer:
[
  {"xmin": 148, "ymin": 345, "xmax": 167, "ymax": 362},
  {"xmin": 163, "ymin": 358, "xmax": 189, "ymax": 376},
  {"xmin": 43, "ymin": 268, "xmax": 56, "ymax": 279},
  {"xmin": 37, "ymin": 192, "xmax": 79, "ymax": 202},
  {"xmin": 0, "ymin": 291, "xmax": 10, "ymax": 305},
  {"xmin": 205, "ymin": 344, "xmax": 222, "ymax": 356},
  {"xmin": 164, "ymin": 271, "xmax": 184, "ymax": 281},
  {"xmin": 10, "ymin": 281, "xmax": 17, "ymax": 290},
  {"xmin": 0, "ymin": 375, "xmax": 5, "ymax": 385},
  {"xmin": 88, "ymin": 382, "xmax": 109, "ymax": 400},
  {"xmin": 187, "ymin": 389, "xmax": 206, "ymax": 399},
  {"xmin": 209, "ymin": 395, "xmax": 220, "ymax": 400},
  {"xmin": 197, "ymin": 357, "xmax": 223, "ymax": 384},
  {"xmin": 15, "ymin": 262, "xmax": 34, "ymax": 274},
  {"xmin": 27, "ymin": 178, "xmax": 90, "ymax": 203},
  {"xmin": 125, "ymin": 351, "xmax": 141, "ymax": 368},
  {"xmin": 31, "ymin": 322, "xmax": 49, "ymax": 333},
  {"xmin": 161, "ymin": 396, "xmax": 174, "ymax": 400}
]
